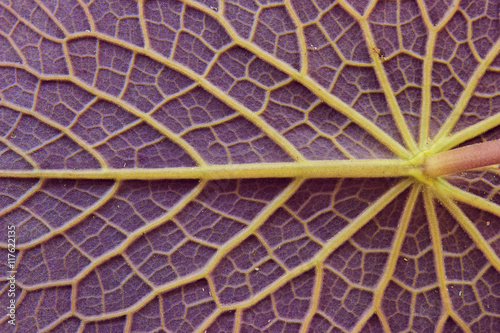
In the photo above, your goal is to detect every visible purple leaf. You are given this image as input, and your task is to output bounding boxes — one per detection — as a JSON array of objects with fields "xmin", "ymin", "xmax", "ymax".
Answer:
[{"xmin": 0, "ymin": 0, "xmax": 499, "ymax": 332}]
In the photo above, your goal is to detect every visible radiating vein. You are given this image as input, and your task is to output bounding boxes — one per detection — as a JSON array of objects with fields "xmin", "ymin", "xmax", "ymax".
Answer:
[
  {"xmin": 433, "ymin": 184, "xmax": 500, "ymax": 272},
  {"xmin": 419, "ymin": 29, "xmax": 437, "ymax": 147},
  {"xmin": 351, "ymin": 185, "xmax": 421, "ymax": 332},
  {"xmin": 373, "ymin": 184, "xmax": 420, "ymax": 306},
  {"xmin": 424, "ymin": 189, "xmax": 471, "ymax": 333},
  {"xmin": 431, "ymin": 112, "xmax": 500, "ymax": 154},
  {"xmin": 357, "ymin": 15, "xmax": 419, "ymax": 154},
  {"xmin": 436, "ymin": 178, "xmax": 500, "ymax": 218}
]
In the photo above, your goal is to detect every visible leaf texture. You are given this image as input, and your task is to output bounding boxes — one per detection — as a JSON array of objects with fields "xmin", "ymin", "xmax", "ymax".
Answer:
[{"xmin": 0, "ymin": 0, "xmax": 499, "ymax": 332}]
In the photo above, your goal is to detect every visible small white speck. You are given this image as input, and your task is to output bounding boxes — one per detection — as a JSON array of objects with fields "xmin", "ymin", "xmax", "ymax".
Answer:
[
  {"xmin": 210, "ymin": 6, "xmax": 218, "ymax": 11},
  {"xmin": 486, "ymin": 221, "xmax": 490, "ymax": 226},
  {"xmin": 459, "ymin": 291, "xmax": 462, "ymax": 296},
  {"xmin": 403, "ymin": 257, "xmax": 408, "ymax": 261},
  {"xmin": 255, "ymin": 267, "xmax": 259, "ymax": 271}
]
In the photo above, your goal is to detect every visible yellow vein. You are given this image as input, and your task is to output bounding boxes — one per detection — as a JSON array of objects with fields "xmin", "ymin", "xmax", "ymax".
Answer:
[
  {"xmin": 0, "ymin": 159, "xmax": 419, "ymax": 180},
  {"xmin": 373, "ymin": 184, "xmax": 420, "ymax": 308},
  {"xmin": 137, "ymin": 0, "xmax": 149, "ymax": 50},
  {"xmin": 0, "ymin": 31, "xmax": 27, "ymax": 65},
  {"xmin": 34, "ymin": 0, "xmax": 71, "ymax": 36},
  {"xmin": 300, "ymin": 263, "xmax": 322, "ymax": 333},
  {"xmin": 39, "ymin": 313, "xmax": 75, "ymax": 333},
  {"xmin": 357, "ymin": 20, "xmax": 418, "ymax": 154},
  {"xmin": 423, "ymin": 190, "xmax": 471, "ymax": 333},
  {"xmin": 361, "ymin": 0, "xmax": 380, "ymax": 18},
  {"xmin": 195, "ymin": 308, "xmax": 225, "ymax": 333},
  {"xmin": 75, "ymin": 0, "xmax": 95, "ymax": 32},
  {"xmin": 116, "ymin": 51, "xmax": 139, "ymax": 99},
  {"xmin": 419, "ymin": 29, "xmax": 437, "ymax": 148},
  {"xmin": 284, "ymin": 0, "xmax": 308, "ymax": 75}
]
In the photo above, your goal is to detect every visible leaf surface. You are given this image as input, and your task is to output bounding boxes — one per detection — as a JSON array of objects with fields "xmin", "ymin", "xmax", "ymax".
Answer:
[{"xmin": 0, "ymin": 0, "xmax": 499, "ymax": 332}]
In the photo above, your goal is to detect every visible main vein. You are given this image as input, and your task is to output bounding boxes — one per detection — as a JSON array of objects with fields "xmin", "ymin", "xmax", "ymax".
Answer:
[{"xmin": 2, "ymin": 159, "xmax": 418, "ymax": 180}]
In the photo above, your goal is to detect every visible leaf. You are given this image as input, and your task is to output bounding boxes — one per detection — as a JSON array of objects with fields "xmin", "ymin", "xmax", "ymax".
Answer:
[{"xmin": 0, "ymin": 0, "xmax": 499, "ymax": 332}]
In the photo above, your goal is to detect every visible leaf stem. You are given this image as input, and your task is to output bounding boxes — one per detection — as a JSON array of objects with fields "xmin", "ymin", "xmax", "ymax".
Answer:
[{"xmin": 423, "ymin": 139, "xmax": 500, "ymax": 178}]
